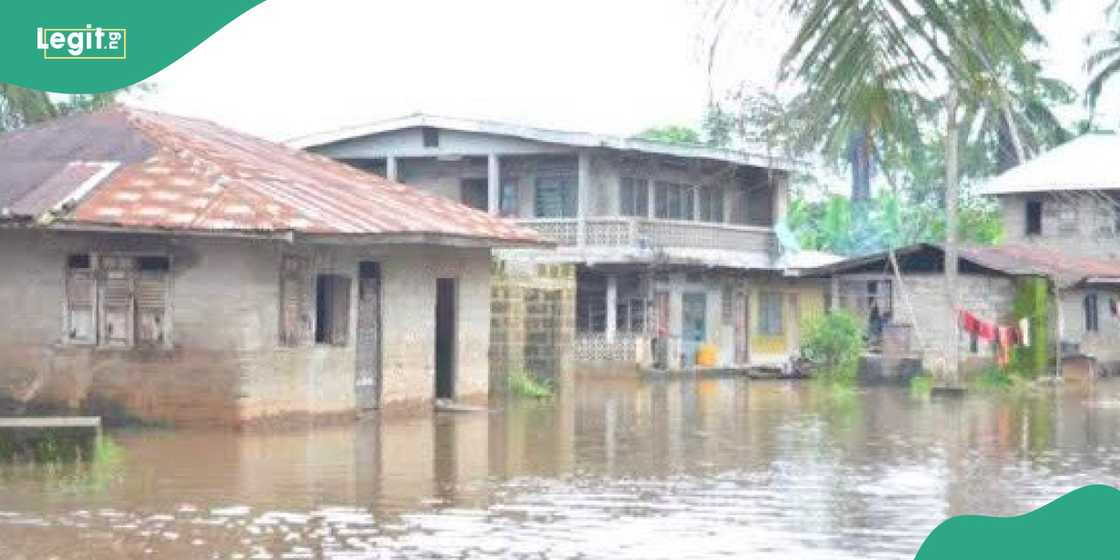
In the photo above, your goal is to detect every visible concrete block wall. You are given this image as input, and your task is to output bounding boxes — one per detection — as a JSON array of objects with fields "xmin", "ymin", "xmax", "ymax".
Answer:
[
  {"xmin": 892, "ymin": 273, "xmax": 1016, "ymax": 373},
  {"xmin": 1000, "ymin": 193, "xmax": 1120, "ymax": 261},
  {"xmin": 0, "ymin": 230, "xmax": 493, "ymax": 426},
  {"xmin": 1061, "ymin": 287, "xmax": 1120, "ymax": 372},
  {"xmin": 489, "ymin": 260, "xmax": 576, "ymax": 386}
]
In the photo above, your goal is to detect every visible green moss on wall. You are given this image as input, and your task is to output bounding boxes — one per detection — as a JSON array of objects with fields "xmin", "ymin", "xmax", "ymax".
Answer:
[{"xmin": 1011, "ymin": 276, "xmax": 1050, "ymax": 378}]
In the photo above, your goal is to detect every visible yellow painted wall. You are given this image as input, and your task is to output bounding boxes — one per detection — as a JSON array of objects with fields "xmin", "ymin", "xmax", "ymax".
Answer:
[{"xmin": 748, "ymin": 278, "xmax": 827, "ymax": 365}]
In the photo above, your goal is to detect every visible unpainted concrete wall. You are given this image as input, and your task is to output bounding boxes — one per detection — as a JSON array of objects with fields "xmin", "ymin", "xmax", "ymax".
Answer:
[
  {"xmin": 1061, "ymin": 287, "xmax": 1120, "ymax": 372},
  {"xmin": 0, "ymin": 230, "xmax": 491, "ymax": 426},
  {"xmin": 999, "ymin": 193, "xmax": 1120, "ymax": 260}
]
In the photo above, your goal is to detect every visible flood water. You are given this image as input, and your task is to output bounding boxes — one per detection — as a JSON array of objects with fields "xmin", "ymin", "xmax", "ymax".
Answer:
[{"xmin": 2, "ymin": 375, "xmax": 1120, "ymax": 559}]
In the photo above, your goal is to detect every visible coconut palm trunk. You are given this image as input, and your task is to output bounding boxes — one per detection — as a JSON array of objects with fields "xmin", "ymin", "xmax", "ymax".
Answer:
[{"xmin": 942, "ymin": 85, "xmax": 962, "ymax": 388}]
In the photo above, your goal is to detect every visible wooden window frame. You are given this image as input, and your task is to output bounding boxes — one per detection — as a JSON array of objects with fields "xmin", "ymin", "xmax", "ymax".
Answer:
[
  {"xmin": 758, "ymin": 291, "xmax": 785, "ymax": 336},
  {"xmin": 1085, "ymin": 293, "xmax": 1100, "ymax": 333},
  {"xmin": 619, "ymin": 177, "xmax": 649, "ymax": 218},
  {"xmin": 314, "ymin": 273, "xmax": 352, "ymax": 347},
  {"xmin": 63, "ymin": 252, "xmax": 173, "ymax": 349}
]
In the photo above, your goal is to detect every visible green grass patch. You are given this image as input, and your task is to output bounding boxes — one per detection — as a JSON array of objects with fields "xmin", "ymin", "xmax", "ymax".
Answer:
[
  {"xmin": 508, "ymin": 371, "xmax": 554, "ymax": 399},
  {"xmin": 970, "ymin": 365, "xmax": 1029, "ymax": 392},
  {"xmin": 909, "ymin": 373, "xmax": 934, "ymax": 397}
]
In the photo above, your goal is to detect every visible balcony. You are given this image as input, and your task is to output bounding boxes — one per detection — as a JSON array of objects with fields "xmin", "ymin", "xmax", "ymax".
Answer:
[{"xmin": 516, "ymin": 217, "xmax": 776, "ymax": 254}]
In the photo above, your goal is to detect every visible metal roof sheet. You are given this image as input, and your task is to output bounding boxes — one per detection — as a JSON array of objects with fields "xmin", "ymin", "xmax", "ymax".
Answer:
[
  {"xmin": 811, "ymin": 242, "xmax": 1120, "ymax": 288},
  {"xmin": 0, "ymin": 107, "xmax": 542, "ymax": 246},
  {"xmin": 978, "ymin": 133, "xmax": 1120, "ymax": 195},
  {"xmin": 288, "ymin": 113, "xmax": 801, "ymax": 172}
]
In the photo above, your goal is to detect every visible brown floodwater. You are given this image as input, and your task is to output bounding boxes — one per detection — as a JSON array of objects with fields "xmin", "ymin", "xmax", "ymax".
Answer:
[{"xmin": 1, "ymin": 374, "xmax": 1119, "ymax": 559}]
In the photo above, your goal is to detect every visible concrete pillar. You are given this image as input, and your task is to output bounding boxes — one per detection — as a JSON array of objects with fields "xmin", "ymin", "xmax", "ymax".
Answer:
[
  {"xmin": 386, "ymin": 156, "xmax": 399, "ymax": 183},
  {"xmin": 606, "ymin": 273, "xmax": 618, "ymax": 343},
  {"xmin": 487, "ymin": 154, "xmax": 501, "ymax": 216},
  {"xmin": 772, "ymin": 173, "xmax": 789, "ymax": 223},
  {"xmin": 577, "ymin": 150, "xmax": 591, "ymax": 246}
]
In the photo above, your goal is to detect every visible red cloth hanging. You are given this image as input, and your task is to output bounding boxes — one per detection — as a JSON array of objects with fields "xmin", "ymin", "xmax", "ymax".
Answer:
[
  {"xmin": 996, "ymin": 326, "xmax": 1017, "ymax": 367},
  {"xmin": 977, "ymin": 319, "xmax": 997, "ymax": 342}
]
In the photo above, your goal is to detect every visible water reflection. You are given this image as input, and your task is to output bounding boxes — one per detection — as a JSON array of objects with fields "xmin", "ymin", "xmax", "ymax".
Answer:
[{"xmin": 2, "ymin": 375, "xmax": 1120, "ymax": 558}]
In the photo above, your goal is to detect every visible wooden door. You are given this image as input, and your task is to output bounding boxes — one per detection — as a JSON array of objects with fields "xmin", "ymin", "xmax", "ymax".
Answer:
[{"xmin": 356, "ymin": 262, "xmax": 382, "ymax": 410}]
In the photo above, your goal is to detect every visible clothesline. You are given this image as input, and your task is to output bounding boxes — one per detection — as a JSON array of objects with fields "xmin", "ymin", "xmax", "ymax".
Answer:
[{"xmin": 958, "ymin": 309, "xmax": 1031, "ymax": 367}]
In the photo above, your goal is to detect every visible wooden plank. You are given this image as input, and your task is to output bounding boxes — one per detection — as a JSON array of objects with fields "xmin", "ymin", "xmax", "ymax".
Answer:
[{"xmin": 0, "ymin": 417, "xmax": 101, "ymax": 429}]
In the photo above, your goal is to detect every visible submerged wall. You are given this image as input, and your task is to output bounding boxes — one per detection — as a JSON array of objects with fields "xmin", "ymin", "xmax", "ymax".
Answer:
[
  {"xmin": 0, "ymin": 230, "xmax": 491, "ymax": 426},
  {"xmin": 489, "ymin": 260, "xmax": 576, "ymax": 387}
]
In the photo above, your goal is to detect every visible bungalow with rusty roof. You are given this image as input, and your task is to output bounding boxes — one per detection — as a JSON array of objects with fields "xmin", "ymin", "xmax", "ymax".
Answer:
[{"xmin": 0, "ymin": 106, "xmax": 540, "ymax": 426}]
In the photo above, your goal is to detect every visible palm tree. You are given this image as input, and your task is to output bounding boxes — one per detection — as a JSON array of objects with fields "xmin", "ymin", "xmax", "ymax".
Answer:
[
  {"xmin": 0, "ymin": 84, "xmax": 58, "ymax": 131},
  {"xmin": 778, "ymin": 0, "xmax": 1045, "ymax": 386},
  {"xmin": 0, "ymin": 84, "xmax": 127, "ymax": 133},
  {"xmin": 1086, "ymin": 3, "xmax": 1120, "ymax": 111}
]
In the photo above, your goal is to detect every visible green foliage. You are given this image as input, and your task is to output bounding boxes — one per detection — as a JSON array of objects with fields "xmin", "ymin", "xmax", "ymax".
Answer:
[
  {"xmin": 0, "ymin": 429, "xmax": 106, "ymax": 463},
  {"xmin": 910, "ymin": 373, "xmax": 934, "ymax": 397},
  {"xmin": 508, "ymin": 371, "xmax": 554, "ymax": 399},
  {"xmin": 635, "ymin": 125, "xmax": 703, "ymax": 146},
  {"xmin": 801, "ymin": 310, "xmax": 866, "ymax": 384},
  {"xmin": 0, "ymin": 84, "xmax": 142, "ymax": 133},
  {"xmin": 785, "ymin": 191, "xmax": 1002, "ymax": 256},
  {"xmin": 1010, "ymin": 277, "xmax": 1051, "ymax": 379},
  {"xmin": 971, "ymin": 365, "xmax": 1018, "ymax": 392}
]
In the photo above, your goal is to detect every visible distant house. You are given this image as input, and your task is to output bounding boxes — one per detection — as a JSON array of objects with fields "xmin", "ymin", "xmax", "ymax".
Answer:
[
  {"xmin": 0, "ymin": 107, "xmax": 539, "ymax": 426},
  {"xmin": 293, "ymin": 114, "xmax": 837, "ymax": 372},
  {"xmin": 977, "ymin": 134, "xmax": 1120, "ymax": 373},
  {"xmin": 814, "ymin": 241, "xmax": 1120, "ymax": 378},
  {"xmin": 980, "ymin": 133, "xmax": 1120, "ymax": 262}
]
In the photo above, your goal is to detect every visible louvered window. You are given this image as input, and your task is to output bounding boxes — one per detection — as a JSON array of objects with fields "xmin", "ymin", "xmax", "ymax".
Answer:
[
  {"xmin": 136, "ymin": 257, "xmax": 170, "ymax": 345},
  {"xmin": 65, "ymin": 255, "xmax": 96, "ymax": 345},
  {"xmin": 280, "ymin": 255, "xmax": 312, "ymax": 347},
  {"xmin": 64, "ymin": 254, "xmax": 172, "ymax": 348}
]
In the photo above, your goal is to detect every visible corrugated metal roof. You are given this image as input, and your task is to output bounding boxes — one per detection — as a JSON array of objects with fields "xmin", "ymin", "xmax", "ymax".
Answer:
[
  {"xmin": 978, "ymin": 133, "xmax": 1120, "ymax": 195},
  {"xmin": 812, "ymin": 242, "xmax": 1120, "ymax": 288},
  {"xmin": 288, "ymin": 113, "xmax": 802, "ymax": 172},
  {"xmin": 959, "ymin": 244, "xmax": 1120, "ymax": 287},
  {"xmin": 0, "ymin": 107, "xmax": 541, "ymax": 246}
]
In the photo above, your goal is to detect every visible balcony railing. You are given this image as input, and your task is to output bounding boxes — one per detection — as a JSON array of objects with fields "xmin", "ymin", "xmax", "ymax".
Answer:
[{"xmin": 516, "ymin": 217, "xmax": 776, "ymax": 254}]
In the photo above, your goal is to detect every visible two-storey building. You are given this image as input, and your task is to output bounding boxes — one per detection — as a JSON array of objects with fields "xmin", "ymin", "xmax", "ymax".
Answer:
[
  {"xmin": 294, "ymin": 115, "xmax": 831, "ymax": 374},
  {"xmin": 978, "ymin": 133, "xmax": 1120, "ymax": 373}
]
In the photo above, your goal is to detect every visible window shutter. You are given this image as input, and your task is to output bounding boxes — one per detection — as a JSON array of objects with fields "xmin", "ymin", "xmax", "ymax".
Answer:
[
  {"xmin": 136, "ymin": 269, "xmax": 168, "ymax": 345},
  {"xmin": 331, "ymin": 276, "xmax": 352, "ymax": 345},
  {"xmin": 66, "ymin": 267, "xmax": 96, "ymax": 344},
  {"xmin": 99, "ymin": 261, "xmax": 134, "ymax": 347},
  {"xmin": 280, "ymin": 256, "xmax": 311, "ymax": 346}
]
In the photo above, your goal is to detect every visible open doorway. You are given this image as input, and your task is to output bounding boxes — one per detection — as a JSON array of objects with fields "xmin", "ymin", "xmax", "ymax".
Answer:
[{"xmin": 435, "ymin": 278, "xmax": 457, "ymax": 400}]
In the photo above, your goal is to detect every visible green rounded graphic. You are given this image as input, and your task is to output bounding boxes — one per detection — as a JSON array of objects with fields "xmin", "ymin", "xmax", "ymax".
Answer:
[
  {"xmin": 3, "ymin": 1, "xmax": 266, "ymax": 93},
  {"xmin": 916, "ymin": 485, "xmax": 1120, "ymax": 559}
]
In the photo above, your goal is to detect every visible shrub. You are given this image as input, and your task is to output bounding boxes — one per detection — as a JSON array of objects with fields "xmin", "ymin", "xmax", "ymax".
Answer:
[
  {"xmin": 508, "ymin": 371, "xmax": 554, "ymax": 399},
  {"xmin": 801, "ymin": 310, "xmax": 866, "ymax": 384},
  {"xmin": 909, "ymin": 373, "xmax": 934, "ymax": 396}
]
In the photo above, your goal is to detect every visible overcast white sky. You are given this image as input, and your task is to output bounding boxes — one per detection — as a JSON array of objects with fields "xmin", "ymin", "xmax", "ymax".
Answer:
[{"xmin": 133, "ymin": 0, "xmax": 1120, "ymax": 142}]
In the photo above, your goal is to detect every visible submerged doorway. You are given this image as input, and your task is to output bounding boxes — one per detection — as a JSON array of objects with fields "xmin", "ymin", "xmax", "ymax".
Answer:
[
  {"xmin": 355, "ymin": 262, "xmax": 382, "ymax": 411},
  {"xmin": 682, "ymin": 292, "xmax": 707, "ymax": 368},
  {"xmin": 435, "ymin": 278, "xmax": 457, "ymax": 400}
]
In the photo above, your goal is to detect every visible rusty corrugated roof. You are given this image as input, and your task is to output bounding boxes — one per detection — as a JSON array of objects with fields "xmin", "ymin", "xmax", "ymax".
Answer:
[
  {"xmin": 960, "ymin": 244, "xmax": 1120, "ymax": 287},
  {"xmin": 0, "ymin": 106, "xmax": 541, "ymax": 245},
  {"xmin": 812, "ymin": 242, "xmax": 1120, "ymax": 288}
]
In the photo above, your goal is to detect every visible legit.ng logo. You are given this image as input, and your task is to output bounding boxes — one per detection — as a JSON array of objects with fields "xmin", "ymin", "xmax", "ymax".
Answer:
[{"xmin": 36, "ymin": 25, "xmax": 126, "ymax": 60}]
